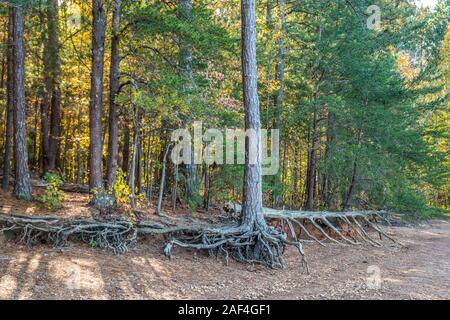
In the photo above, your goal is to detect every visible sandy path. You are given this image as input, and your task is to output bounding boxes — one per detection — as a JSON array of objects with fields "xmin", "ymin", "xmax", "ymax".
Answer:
[{"xmin": 0, "ymin": 219, "xmax": 449, "ymax": 300}]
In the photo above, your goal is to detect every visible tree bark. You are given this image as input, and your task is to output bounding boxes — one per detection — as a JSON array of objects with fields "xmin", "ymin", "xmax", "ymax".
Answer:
[
  {"xmin": 76, "ymin": 105, "xmax": 83, "ymax": 184},
  {"xmin": 305, "ymin": 104, "xmax": 319, "ymax": 210},
  {"xmin": 157, "ymin": 143, "xmax": 171, "ymax": 215},
  {"xmin": 106, "ymin": 0, "xmax": 121, "ymax": 189},
  {"xmin": 241, "ymin": 0, "xmax": 266, "ymax": 228},
  {"xmin": 343, "ymin": 128, "xmax": 362, "ymax": 210},
  {"xmin": 88, "ymin": 0, "xmax": 106, "ymax": 191},
  {"xmin": 46, "ymin": 0, "xmax": 62, "ymax": 171},
  {"xmin": 273, "ymin": 0, "xmax": 285, "ymax": 207},
  {"xmin": 129, "ymin": 107, "xmax": 140, "ymax": 209},
  {"xmin": 203, "ymin": 163, "xmax": 210, "ymax": 211},
  {"xmin": 178, "ymin": 0, "xmax": 199, "ymax": 205},
  {"xmin": 2, "ymin": 9, "xmax": 14, "ymax": 191},
  {"xmin": 12, "ymin": 6, "xmax": 32, "ymax": 200},
  {"xmin": 324, "ymin": 112, "xmax": 336, "ymax": 208},
  {"xmin": 121, "ymin": 123, "xmax": 130, "ymax": 174},
  {"xmin": 40, "ymin": 92, "xmax": 50, "ymax": 173}
]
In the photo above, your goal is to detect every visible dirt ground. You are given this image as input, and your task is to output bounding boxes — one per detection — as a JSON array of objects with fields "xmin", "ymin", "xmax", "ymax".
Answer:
[
  {"xmin": 1, "ymin": 220, "xmax": 449, "ymax": 300},
  {"xmin": 0, "ymin": 190, "xmax": 449, "ymax": 300}
]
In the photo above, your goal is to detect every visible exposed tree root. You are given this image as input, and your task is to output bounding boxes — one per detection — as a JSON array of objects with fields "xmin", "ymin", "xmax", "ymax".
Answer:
[
  {"xmin": 0, "ymin": 207, "xmax": 399, "ymax": 270},
  {"xmin": 0, "ymin": 214, "xmax": 136, "ymax": 254},
  {"xmin": 160, "ymin": 208, "xmax": 398, "ymax": 270},
  {"xmin": 162, "ymin": 221, "xmax": 307, "ymax": 270}
]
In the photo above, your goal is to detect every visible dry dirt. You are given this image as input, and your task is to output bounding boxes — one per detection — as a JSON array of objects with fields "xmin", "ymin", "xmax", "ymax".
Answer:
[{"xmin": 0, "ymin": 190, "xmax": 449, "ymax": 300}]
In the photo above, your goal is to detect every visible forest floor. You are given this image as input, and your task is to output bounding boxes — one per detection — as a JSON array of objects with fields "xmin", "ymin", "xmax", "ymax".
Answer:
[{"xmin": 0, "ymin": 189, "xmax": 449, "ymax": 300}]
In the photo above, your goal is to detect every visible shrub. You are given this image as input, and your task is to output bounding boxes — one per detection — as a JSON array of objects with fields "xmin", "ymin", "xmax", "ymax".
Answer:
[{"xmin": 39, "ymin": 172, "xmax": 65, "ymax": 211}]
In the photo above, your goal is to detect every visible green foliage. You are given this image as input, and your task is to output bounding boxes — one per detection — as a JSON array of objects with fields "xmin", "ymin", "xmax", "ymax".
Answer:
[
  {"xmin": 113, "ymin": 169, "xmax": 131, "ymax": 205},
  {"xmin": 38, "ymin": 172, "xmax": 65, "ymax": 211}
]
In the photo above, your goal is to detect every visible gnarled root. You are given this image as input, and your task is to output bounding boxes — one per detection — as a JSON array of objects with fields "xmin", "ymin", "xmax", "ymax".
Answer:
[
  {"xmin": 0, "ymin": 214, "xmax": 136, "ymax": 254},
  {"xmin": 0, "ymin": 208, "xmax": 398, "ymax": 271},
  {"xmin": 162, "ymin": 221, "xmax": 308, "ymax": 270}
]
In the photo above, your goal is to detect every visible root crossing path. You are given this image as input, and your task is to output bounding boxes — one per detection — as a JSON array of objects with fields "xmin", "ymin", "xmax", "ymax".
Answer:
[{"xmin": 0, "ymin": 206, "xmax": 399, "ymax": 269}]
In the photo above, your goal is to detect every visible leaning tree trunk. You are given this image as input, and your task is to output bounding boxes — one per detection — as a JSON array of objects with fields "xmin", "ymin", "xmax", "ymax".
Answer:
[
  {"xmin": 46, "ymin": 0, "xmax": 62, "ymax": 171},
  {"xmin": 12, "ymin": 6, "xmax": 32, "ymax": 200},
  {"xmin": 2, "ymin": 9, "xmax": 14, "ymax": 191},
  {"xmin": 88, "ymin": 0, "xmax": 106, "ymax": 191},
  {"xmin": 106, "ymin": 0, "xmax": 121, "ymax": 189}
]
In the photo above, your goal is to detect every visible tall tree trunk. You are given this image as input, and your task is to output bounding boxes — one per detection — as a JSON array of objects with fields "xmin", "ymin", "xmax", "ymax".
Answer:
[
  {"xmin": 145, "ymin": 135, "xmax": 153, "ymax": 200},
  {"xmin": 273, "ymin": 0, "xmax": 285, "ymax": 207},
  {"xmin": 241, "ymin": 0, "xmax": 266, "ymax": 228},
  {"xmin": 88, "ymin": 0, "xmax": 106, "ymax": 191},
  {"xmin": 12, "ymin": 6, "xmax": 32, "ymax": 200},
  {"xmin": 32, "ymin": 100, "xmax": 39, "ymax": 168},
  {"xmin": 178, "ymin": 0, "xmax": 199, "ymax": 205},
  {"xmin": 2, "ymin": 9, "xmax": 14, "ymax": 191},
  {"xmin": 129, "ymin": 107, "xmax": 140, "ymax": 209},
  {"xmin": 343, "ymin": 160, "xmax": 357, "ymax": 211},
  {"xmin": 305, "ymin": 104, "xmax": 319, "ymax": 210},
  {"xmin": 292, "ymin": 145, "xmax": 299, "ymax": 207},
  {"xmin": 106, "ymin": 0, "xmax": 121, "ymax": 189},
  {"xmin": 324, "ymin": 112, "xmax": 335, "ymax": 208},
  {"xmin": 45, "ymin": 0, "xmax": 62, "ymax": 171},
  {"xmin": 121, "ymin": 123, "xmax": 130, "ymax": 174},
  {"xmin": 157, "ymin": 142, "xmax": 171, "ymax": 215},
  {"xmin": 76, "ymin": 105, "xmax": 82, "ymax": 184},
  {"xmin": 343, "ymin": 128, "xmax": 362, "ymax": 210},
  {"xmin": 203, "ymin": 163, "xmax": 210, "ymax": 211},
  {"xmin": 40, "ymin": 92, "xmax": 50, "ymax": 173},
  {"xmin": 135, "ymin": 113, "xmax": 143, "ymax": 195}
]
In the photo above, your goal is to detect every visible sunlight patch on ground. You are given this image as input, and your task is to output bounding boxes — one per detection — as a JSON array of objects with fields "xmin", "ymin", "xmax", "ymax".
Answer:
[
  {"xmin": 0, "ymin": 275, "xmax": 17, "ymax": 299},
  {"xmin": 48, "ymin": 257, "xmax": 108, "ymax": 298}
]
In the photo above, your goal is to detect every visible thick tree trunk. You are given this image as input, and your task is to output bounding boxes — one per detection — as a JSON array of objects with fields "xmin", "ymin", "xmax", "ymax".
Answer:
[
  {"xmin": 106, "ymin": 0, "xmax": 121, "ymax": 189},
  {"xmin": 88, "ymin": 0, "xmax": 106, "ymax": 191},
  {"xmin": 12, "ymin": 6, "xmax": 32, "ymax": 200},
  {"xmin": 45, "ymin": 0, "xmax": 62, "ymax": 171},
  {"xmin": 241, "ymin": 0, "xmax": 266, "ymax": 228},
  {"xmin": 2, "ymin": 9, "xmax": 14, "ymax": 191},
  {"xmin": 178, "ymin": 0, "xmax": 199, "ymax": 205}
]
